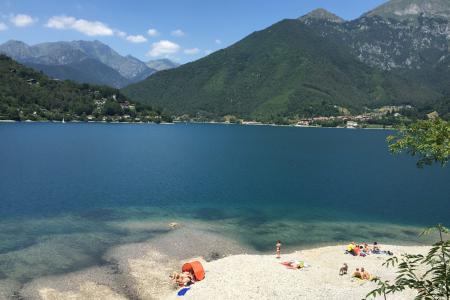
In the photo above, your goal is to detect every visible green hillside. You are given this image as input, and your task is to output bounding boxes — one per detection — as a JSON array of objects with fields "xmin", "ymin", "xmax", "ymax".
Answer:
[
  {"xmin": 122, "ymin": 19, "xmax": 441, "ymax": 122},
  {"xmin": 0, "ymin": 55, "xmax": 169, "ymax": 122}
]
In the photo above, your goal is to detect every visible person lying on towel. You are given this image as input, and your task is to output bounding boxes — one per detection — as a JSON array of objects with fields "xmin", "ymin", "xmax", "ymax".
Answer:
[{"xmin": 170, "ymin": 271, "xmax": 194, "ymax": 286}]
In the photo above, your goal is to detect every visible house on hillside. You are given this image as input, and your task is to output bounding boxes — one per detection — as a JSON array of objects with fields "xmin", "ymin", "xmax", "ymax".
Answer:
[
  {"xmin": 120, "ymin": 101, "xmax": 135, "ymax": 110},
  {"xmin": 346, "ymin": 121, "xmax": 358, "ymax": 129},
  {"xmin": 295, "ymin": 120, "xmax": 310, "ymax": 127},
  {"xmin": 94, "ymin": 99, "xmax": 106, "ymax": 107}
]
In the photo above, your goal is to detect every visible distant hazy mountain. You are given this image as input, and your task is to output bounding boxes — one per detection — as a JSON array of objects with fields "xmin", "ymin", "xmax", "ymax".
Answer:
[
  {"xmin": 68, "ymin": 40, "xmax": 155, "ymax": 80},
  {"xmin": 146, "ymin": 59, "xmax": 180, "ymax": 71},
  {"xmin": 26, "ymin": 59, "xmax": 130, "ymax": 88},
  {"xmin": 0, "ymin": 40, "xmax": 156, "ymax": 88},
  {"xmin": 123, "ymin": 0, "xmax": 450, "ymax": 121}
]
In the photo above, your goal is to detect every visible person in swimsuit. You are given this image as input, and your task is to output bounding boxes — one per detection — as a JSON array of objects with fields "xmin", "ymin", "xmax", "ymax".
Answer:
[
  {"xmin": 347, "ymin": 242, "xmax": 356, "ymax": 253},
  {"xmin": 170, "ymin": 271, "xmax": 193, "ymax": 286},
  {"xmin": 372, "ymin": 242, "xmax": 380, "ymax": 253},
  {"xmin": 276, "ymin": 240, "xmax": 282, "ymax": 258},
  {"xmin": 353, "ymin": 268, "xmax": 362, "ymax": 279},
  {"xmin": 361, "ymin": 267, "xmax": 371, "ymax": 280}
]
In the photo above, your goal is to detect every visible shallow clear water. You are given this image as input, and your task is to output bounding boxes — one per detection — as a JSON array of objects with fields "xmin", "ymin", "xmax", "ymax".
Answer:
[{"xmin": 0, "ymin": 123, "xmax": 449, "ymax": 283}]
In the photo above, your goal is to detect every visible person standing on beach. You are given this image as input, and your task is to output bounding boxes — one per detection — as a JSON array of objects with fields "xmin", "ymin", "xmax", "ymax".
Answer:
[{"xmin": 276, "ymin": 240, "xmax": 282, "ymax": 258}]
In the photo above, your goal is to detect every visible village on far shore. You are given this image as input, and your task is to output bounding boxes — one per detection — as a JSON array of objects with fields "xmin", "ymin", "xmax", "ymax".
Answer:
[{"xmin": 172, "ymin": 104, "xmax": 440, "ymax": 129}]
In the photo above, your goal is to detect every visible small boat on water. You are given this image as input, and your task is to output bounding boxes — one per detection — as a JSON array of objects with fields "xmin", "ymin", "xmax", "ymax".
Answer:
[{"xmin": 62, "ymin": 117, "xmax": 65, "ymax": 124}]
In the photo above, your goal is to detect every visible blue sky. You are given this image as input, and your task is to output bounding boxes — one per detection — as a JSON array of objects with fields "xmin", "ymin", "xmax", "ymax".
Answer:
[{"xmin": 0, "ymin": 0, "xmax": 387, "ymax": 63}]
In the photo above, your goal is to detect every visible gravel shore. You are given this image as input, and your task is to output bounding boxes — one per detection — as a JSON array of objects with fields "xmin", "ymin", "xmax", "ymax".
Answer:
[
  {"xmin": 7, "ymin": 222, "xmax": 429, "ymax": 300},
  {"xmin": 168, "ymin": 245, "xmax": 429, "ymax": 300}
]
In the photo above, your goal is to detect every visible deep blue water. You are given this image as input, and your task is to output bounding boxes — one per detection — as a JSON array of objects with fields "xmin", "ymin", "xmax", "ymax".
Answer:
[
  {"xmin": 0, "ymin": 122, "xmax": 449, "ymax": 282},
  {"xmin": 1, "ymin": 123, "xmax": 449, "ymax": 222}
]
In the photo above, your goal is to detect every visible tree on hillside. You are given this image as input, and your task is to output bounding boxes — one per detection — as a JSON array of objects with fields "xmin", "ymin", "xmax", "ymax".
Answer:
[{"xmin": 367, "ymin": 118, "xmax": 450, "ymax": 300}]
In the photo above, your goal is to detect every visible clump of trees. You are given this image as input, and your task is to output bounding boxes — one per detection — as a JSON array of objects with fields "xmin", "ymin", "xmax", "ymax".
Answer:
[{"xmin": 387, "ymin": 118, "xmax": 450, "ymax": 168}]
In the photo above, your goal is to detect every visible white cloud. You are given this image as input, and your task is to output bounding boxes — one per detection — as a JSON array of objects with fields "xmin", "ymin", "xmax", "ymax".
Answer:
[
  {"xmin": 215, "ymin": 39, "xmax": 222, "ymax": 44},
  {"xmin": 45, "ymin": 15, "xmax": 73, "ymax": 29},
  {"xmin": 147, "ymin": 28, "xmax": 159, "ymax": 37},
  {"xmin": 126, "ymin": 34, "xmax": 147, "ymax": 43},
  {"xmin": 184, "ymin": 48, "xmax": 200, "ymax": 55},
  {"xmin": 171, "ymin": 29, "xmax": 185, "ymax": 37},
  {"xmin": 45, "ymin": 15, "xmax": 114, "ymax": 36},
  {"xmin": 204, "ymin": 49, "xmax": 212, "ymax": 55},
  {"xmin": 10, "ymin": 14, "xmax": 36, "ymax": 27},
  {"xmin": 115, "ymin": 30, "xmax": 127, "ymax": 38},
  {"xmin": 147, "ymin": 40, "xmax": 180, "ymax": 57},
  {"xmin": 0, "ymin": 22, "xmax": 8, "ymax": 31}
]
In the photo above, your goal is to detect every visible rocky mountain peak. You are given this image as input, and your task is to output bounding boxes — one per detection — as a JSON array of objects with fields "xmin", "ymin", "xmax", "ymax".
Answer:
[
  {"xmin": 299, "ymin": 8, "xmax": 345, "ymax": 23},
  {"xmin": 364, "ymin": 0, "xmax": 450, "ymax": 20}
]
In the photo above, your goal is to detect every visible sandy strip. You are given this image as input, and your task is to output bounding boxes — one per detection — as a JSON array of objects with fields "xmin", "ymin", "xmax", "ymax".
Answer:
[{"xmin": 168, "ymin": 245, "xmax": 429, "ymax": 300}]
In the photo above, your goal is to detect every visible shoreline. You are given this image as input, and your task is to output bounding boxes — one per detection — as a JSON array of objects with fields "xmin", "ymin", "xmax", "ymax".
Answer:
[
  {"xmin": 4, "ymin": 218, "xmax": 435, "ymax": 300},
  {"xmin": 16, "ymin": 240, "xmax": 430, "ymax": 300},
  {"xmin": 0, "ymin": 119, "xmax": 175, "ymax": 125},
  {"xmin": 0, "ymin": 119, "xmax": 395, "ymax": 130}
]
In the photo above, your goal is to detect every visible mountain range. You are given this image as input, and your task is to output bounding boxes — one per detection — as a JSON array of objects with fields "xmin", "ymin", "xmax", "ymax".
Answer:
[
  {"xmin": 0, "ymin": 40, "xmax": 179, "ymax": 88},
  {"xmin": 146, "ymin": 59, "xmax": 180, "ymax": 71},
  {"xmin": 123, "ymin": 0, "xmax": 450, "ymax": 121}
]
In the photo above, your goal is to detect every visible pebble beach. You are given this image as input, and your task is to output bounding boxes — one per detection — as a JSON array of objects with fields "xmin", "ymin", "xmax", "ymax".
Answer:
[
  {"xmin": 172, "ymin": 245, "xmax": 429, "ymax": 300},
  {"xmin": 5, "ymin": 222, "xmax": 430, "ymax": 300}
]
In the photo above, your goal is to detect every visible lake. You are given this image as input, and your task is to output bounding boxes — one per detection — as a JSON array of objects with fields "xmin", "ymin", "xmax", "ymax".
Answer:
[{"xmin": 0, "ymin": 123, "xmax": 449, "ymax": 283}]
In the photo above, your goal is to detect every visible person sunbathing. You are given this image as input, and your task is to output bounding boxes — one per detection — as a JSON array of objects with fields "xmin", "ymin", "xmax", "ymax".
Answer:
[
  {"xmin": 372, "ymin": 242, "xmax": 380, "ymax": 253},
  {"xmin": 370, "ymin": 242, "xmax": 393, "ymax": 255},
  {"xmin": 346, "ymin": 242, "xmax": 356, "ymax": 253},
  {"xmin": 169, "ymin": 272, "xmax": 181, "ymax": 282},
  {"xmin": 281, "ymin": 260, "xmax": 305, "ymax": 269},
  {"xmin": 291, "ymin": 260, "xmax": 305, "ymax": 269},
  {"xmin": 353, "ymin": 268, "xmax": 362, "ymax": 279},
  {"xmin": 170, "ymin": 271, "xmax": 193, "ymax": 286},
  {"xmin": 361, "ymin": 267, "xmax": 371, "ymax": 280}
]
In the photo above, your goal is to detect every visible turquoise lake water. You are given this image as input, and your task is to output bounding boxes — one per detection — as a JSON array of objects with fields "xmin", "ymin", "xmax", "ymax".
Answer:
[{"xmin": 0, "ymin": 123, "xmax": 449, "ymax": 283}]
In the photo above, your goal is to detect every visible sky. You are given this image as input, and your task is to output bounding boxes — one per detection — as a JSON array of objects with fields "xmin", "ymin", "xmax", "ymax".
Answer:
[{"xmin": 0, "ymin": 0, "xmax": 388, "ymax": 63}]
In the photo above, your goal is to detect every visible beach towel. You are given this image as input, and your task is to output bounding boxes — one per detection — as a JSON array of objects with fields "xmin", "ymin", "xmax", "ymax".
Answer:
[
  {"xmin": 178, "ymin": 287, "xmax": 191, "ymax": 296},
  {"xmin": 372, "ymin": 250, "xmax": 393, "ymax": 255},
  {"xmin": 353, "ymin": 275, "xmax": 376, "ymax": 285}
]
